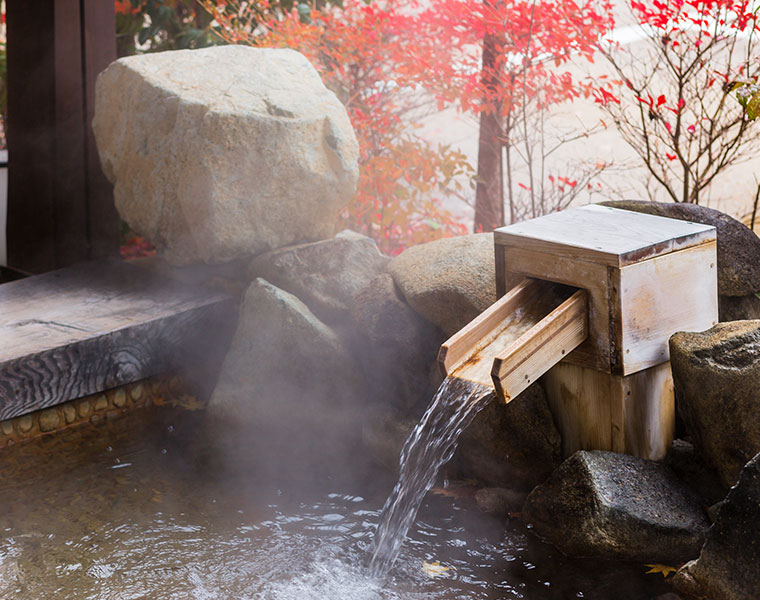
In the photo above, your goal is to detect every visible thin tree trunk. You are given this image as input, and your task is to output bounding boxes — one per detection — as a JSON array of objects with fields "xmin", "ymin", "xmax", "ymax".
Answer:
[{"xmin": 474, "ymin": 16, "xmax": 504, "ymax": 232}]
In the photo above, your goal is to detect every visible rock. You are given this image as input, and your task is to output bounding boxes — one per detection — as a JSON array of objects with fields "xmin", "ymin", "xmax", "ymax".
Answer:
[
  {"xmin": 361, "ymin": 406, "xmax": 417, "ymax": 471},
  {"xmin": 63, "ymin": 404, "xmax": 76, "ymax": 424},
  {"xmin": 129, "ymin": 385, "xmax": 143, "ymax": 402},
  {"xmin": 113, "ymin": 389, "xmax": 127, "ymax": 408},
  {"xmin": 674, "ymin": 452, "xmax": 760, "ymax": 600},
  {"xmin": 16, "ymin": 415, "xmax": 33, "ymax": 434},
  {"xmin": 474, "ymin": 487, "xmax": 526, "ymax": 515},
  {"xmin": 665, "ymin": 439, "xmax": 726, "ymax": 506},
  {"xmin": 38, "ymin": 409, "xmax": 60, "ymax": 433},
  {"xmin": 706, "ymin": 500, "xmax": 725, "ymax": 524},
  {"xmin": 77, "ymin": 399, "xmax": 91, "ymax": 419},
  {"xmin": 600, "ymin": 200, "xmax": 760, "ymax": 296},
  {"xmin": 387, "ymin": 233, "xmax": 496, "ymax": 336},
  {"xmin": 94, "ymin": 395, "xmax": 108, "ymax": 411},
  {"xmin": 718, "ymin": 293, "xmax": 760, "ymax": 321},
  {"xmin": 523, "ymin": 450, "xmax": 710, "ymax": 563},
  {"xmin": 208, "ymin": 278, "xmax": 365, "ymax": 469},
  {"xmin": 670, "ymin": 321, "xmax": 760, "ymax": 487},
  {"xmin": 248, "ymin": 230, "xmax": 389, "ymax": 325},
  {"xmin": 453, "ymin": 383, "xmax": 562, "ymax": 491},
  {"xmin": 93, "ymin": 46, "xmax": 359, "ymax": 265},
  {"xmin": 350, "ymin": 273, "xmax": 444, "ymax": 413}
]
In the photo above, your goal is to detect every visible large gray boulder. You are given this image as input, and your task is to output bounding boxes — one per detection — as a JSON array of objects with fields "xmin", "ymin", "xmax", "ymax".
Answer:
[
  {"xmin": 361, "ymin": 405, "xmax": 418, "ymax": 471},
  {"xmin": 387, "ymin": 233, "xmax": 496, "ymax": 336},
  {"xmin": 94, "ymin": 46, "xmax": 359, "ymax": 265},
  {"xmin": 248, "ymin": 230, "xmax": 388, "ymax": 325},
  {"xmin": 453, "ymin": 383, "xmax": 562, "ymax": 491},
  {"xmin": 670, "ymin": 321, "xmax": 760, "ymax": 487},
  {"xmin": 208, "ymin": 278, "xmax": 364, "ymax": 463},
  {"xmin": 350, "ymin": 273, "xmax": 444, "ymax": 414},
  {"xmin": 600, "ymin": 200, "xmax": 760, "ymax": 296},
  {"xmin": 523, "ymin": 451, "xmax": 710, "ymax": 563},
  {"xmin": 674, "ymin": 452, "xmax": 760, "ymax": 600}
]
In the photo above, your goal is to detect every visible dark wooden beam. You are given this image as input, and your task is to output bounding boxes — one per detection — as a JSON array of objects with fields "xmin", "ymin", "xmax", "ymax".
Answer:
[
  {"xmin": 54, "ymin": 0, "xmax": 89, "ymax": 266},
  {"xmin": 82, "ymin": 0, "xmax": 119, "ymax": 260},
  {"xmin": 6, "ymin": 0, "xmax": 118, "ymax": 273},
  {"xmin": 0, "ymin": 260, "xmax": 236, "ymax": 421},
  {"xmin": 6, "ymin": 0, "xmax": 56, "ymax": 272}
]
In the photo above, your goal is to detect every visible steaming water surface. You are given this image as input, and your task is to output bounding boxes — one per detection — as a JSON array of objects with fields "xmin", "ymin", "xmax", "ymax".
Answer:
[{"xmin": 0, "ymin": 407, "xmax": 669, "ymax": 599}]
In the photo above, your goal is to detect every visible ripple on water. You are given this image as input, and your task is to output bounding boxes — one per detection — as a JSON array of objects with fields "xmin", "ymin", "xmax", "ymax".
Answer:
[{"xmin": 0, "ymin": 409, "xmax": 670, "ymax": 600}]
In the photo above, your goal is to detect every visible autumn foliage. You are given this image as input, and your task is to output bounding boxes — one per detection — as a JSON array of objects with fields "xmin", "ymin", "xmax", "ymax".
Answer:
[
  {"xmin": 203, "ymin": 0, "xmax": 622, "ymax": 248},
  {"xmin": 119, "ymin": 0, "xmax": 760, "ymax": 252},
  {"xmin": 205, "ymin": 0, "xmax": 472, "ymax": 254},
  {"xmin": 593, "ymin": 0, "xmax": 760, "ymax": 204},
  {"xmin": 416, "ymin": 0, "xmax": 614, "ymax": 114}
]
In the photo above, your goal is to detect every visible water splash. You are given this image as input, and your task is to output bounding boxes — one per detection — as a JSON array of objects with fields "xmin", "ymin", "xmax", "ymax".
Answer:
[{"xmin": 368, "ymin": 377, "xmax": 494, "ymax": 577}]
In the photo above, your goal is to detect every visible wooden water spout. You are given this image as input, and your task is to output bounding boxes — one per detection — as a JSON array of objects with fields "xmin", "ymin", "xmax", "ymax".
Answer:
[
  {"xmin": 438, "ymin": 278, "xmax": 588, "ymax": 402},
  {"xmin": 438, "ymin": 205, "xmax": 721, "ymax": 461}
]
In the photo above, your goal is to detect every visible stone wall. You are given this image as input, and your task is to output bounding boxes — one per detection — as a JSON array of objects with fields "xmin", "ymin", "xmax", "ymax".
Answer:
[{"xmin": 0, "ymin": 375, "xmax": 201, "ymax": 448}]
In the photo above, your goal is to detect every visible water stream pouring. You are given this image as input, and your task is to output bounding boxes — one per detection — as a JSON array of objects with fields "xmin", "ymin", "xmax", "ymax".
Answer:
[{"xmin": 370, "ymin": 205, "xmax": 720, "ymax": 576}]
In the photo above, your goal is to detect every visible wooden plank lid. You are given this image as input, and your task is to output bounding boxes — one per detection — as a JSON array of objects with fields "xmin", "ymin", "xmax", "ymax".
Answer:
[{"xmin": 494, "ymin": 204, "xmax": 716, "ymax": 267}]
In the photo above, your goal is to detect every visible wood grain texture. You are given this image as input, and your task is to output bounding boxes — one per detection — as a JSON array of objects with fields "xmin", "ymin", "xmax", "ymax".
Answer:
[
  {"xmin": 494, "ymin": 204, "xmax": 716, "ymax": 268},
  {"xmin": 54, "ymin": 0, "xmax": 89, "ymax": 266},
  {"xmin": 492, "ymin": 289, "xmax": 587, "ymax": 402},
  {"xmin": 438, "ymin": 278, "xmax": 584, "ymax": 394},
  {"xmin": 621, "ymin": 362, "xmax": 675, "ymax": 460},
  {"xmin": 5, "ymin": 0, "xmax": 118, "ymax": 272},
  {"xmin": 616, "ymin": 242, "xmax": 719, "ymax": 375},
  {"xmin": 0, "ymin": 260, "xmax": 236, "ymax": 420},
  {"xmin": 438, "ymin": 278, "xmax": 544, "ymax": 379},
  {"xmin": 494, "ymin": 242, "xmax": 507, "ymax": 297},
  {"xmin": 6, "ymin": 0, "xmax": 56, "ymax": 272},
  {"xmin": 542, "ymin": 361, "xmax": 674, "ymax": 460},
  {"xmin": 82, "ymin": 0, "xmax": 119, "ymax": 259},
  {"xmin": 502, "ymin": 246, "xmax": 611, "ymax": 372},
  {"xmin": 499, "ymin": 230, "xmax": 718, "ymax": 375}
]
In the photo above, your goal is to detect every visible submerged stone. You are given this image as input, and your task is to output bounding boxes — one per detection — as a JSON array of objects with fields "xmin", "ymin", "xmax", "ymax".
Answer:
[
  {"xmin": 523, "ymin": 450, "xmax": 709, "ymax": 563},
  {"xmin": 387, "ymin": 233, "xmax": 496, "ymax": 336},
  {"xmin": 674, "ymin": 452, "xmax": 760, "ymax": 600},
  {"xmin": 600, "ymin": 200, "xmax": 760, "ymax": 297},
  {"xmin": 38, "ymin": 409, "xmax": 60, "ymax": 433},
  {"xmin": 670, "ymin": 320, "xmax": 760, "ymax": 487},
  {"xmin": 93, "ymin": 46, "xmax": 359, "ymax": 265},
  {"xmin": 248, "ymin": 230, "xmax": 388, "ymax": 326},
  {"xmin": 474, "ymin": 487, "xmax": 526, "ymax": 515}
]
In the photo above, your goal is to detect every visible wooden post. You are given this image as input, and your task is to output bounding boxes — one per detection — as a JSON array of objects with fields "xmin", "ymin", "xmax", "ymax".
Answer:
[
  {"xmin": 543, "ymin": 362, "xmax": 675, "ymax": 460},
  {"xmin": 82, "ymin": 0, "xmax": 119, "ymax": 260},
  {"xmin": 6, "ymin": 0, "xmax": 118, "ymax": 273}
]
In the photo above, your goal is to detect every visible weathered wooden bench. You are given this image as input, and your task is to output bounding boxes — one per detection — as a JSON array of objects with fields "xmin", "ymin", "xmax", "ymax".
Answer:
[{"xmin": 0, "ymin": 259, "xmax": 236, "ymax": 422}]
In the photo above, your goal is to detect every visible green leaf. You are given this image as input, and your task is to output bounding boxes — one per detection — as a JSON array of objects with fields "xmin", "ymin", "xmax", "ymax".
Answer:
[
  {"xmin": 137, "ymin": 28, "xmax": 151, "ymax": 45},
  {"xmin": 747, "ymin": 92, "xmax": 760, "ymax": 121}
]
